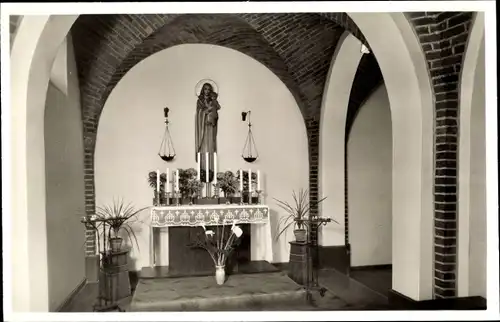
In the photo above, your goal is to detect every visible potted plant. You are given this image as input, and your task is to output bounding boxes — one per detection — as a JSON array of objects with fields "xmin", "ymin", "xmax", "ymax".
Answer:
[
  {"xmin": 274, "ymin": 189, "xmax": 327, "ymax": 243},
  {"xmin": 236, "ymin": 170, "xmax": 258, "ymax": 203},
  {"xmin": 189, "ymin": 220, "xmax": 244, "ymax": 285},
  {"xmin": 94, "ymin": 198, "xmax": 148, "ymax": 252},
  {"xmin": 215, "ymin": 171, "xmax": 238, "ymax": 204},
  {"xmin": 147, "ymin": 171, "xmax": 167, "ymax": 205},
  {"xmin": 178, "ymin": 168, "xmax": 204, "ymax": 204}
]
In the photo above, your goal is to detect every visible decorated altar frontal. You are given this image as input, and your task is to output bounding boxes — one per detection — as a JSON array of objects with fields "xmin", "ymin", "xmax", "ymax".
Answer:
[{"xmin": 149, "ymin": 204, "xmax": 273, "ymax": 268}]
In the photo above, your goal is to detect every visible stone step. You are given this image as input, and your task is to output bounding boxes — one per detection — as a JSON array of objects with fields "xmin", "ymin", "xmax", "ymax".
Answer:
[{"xmin": 130, "ymin": 271, "xmax": 307, "ymax": 311}]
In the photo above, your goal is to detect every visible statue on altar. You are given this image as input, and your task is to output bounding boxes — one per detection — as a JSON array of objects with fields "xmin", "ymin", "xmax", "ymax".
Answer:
[{"xmin": 195, "ymin": 80, "xmax": 221, "ymax": 162}]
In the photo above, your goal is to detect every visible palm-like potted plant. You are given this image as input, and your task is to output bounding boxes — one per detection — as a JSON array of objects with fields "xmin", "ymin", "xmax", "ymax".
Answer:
[
  {"xmin": 274, "ymin": 189, "xmax": 328, "ymax": 243},
  {"xmin": 95, "ymin": 198, "xmax": 148, "ymax": 252}
]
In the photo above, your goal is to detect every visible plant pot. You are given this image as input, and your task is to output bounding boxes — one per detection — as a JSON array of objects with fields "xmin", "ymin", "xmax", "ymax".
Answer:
[
  {"xmin": 215, "ymin": 265, "xmax": 226, "ymax": 285},
  {"xmin": 197, "ymin": 198, "xmax": 219, "ymax": 205},
  {"xmin": 109, "ymin": 237, "xmax": 123, "ymax": 252},
  {"xmin": 218, "ymin": 197, "xmax": 229, "ymax": 205},
  {"xmin": 180, "ymin": 198, "xmax": 192, "ymax": 205},
  {"xmin": 294, "ymin": 229, "xmax": 307, "ymax": 243},
  {"xmin": 230, "ymin": 196, "xmax": 241, "ymax": 204}
]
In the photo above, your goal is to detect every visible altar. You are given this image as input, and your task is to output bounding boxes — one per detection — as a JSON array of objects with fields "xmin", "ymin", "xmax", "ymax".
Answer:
[{"xmin": 149, "ymin": 203, "xmax": 273, "ymax": 273}]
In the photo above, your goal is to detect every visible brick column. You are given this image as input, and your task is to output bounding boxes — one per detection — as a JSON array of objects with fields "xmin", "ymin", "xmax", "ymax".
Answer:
[{"xmin": 407, "ymin": 11, "xmax": 474, "ymax": 298}]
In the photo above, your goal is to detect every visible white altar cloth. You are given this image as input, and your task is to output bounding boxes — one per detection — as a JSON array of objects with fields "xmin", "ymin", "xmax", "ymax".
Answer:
[{"xmin": 149, "ymin": 204, "xmax": 273, "ymax": 267}]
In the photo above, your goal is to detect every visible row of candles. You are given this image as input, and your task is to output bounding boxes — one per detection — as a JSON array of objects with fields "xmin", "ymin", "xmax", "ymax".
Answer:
[{"xmin": 155, "ymin": 152, "xmax": 261, "ymax": 194}]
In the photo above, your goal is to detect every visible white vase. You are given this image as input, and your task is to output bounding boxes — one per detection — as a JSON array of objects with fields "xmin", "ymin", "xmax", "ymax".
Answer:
[{"xmin": 215, "ymin": 265, "xmax": 225, "ymax": 285}]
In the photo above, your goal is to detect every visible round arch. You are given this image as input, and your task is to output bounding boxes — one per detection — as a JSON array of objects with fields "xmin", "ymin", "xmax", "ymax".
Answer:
[
  {"xmin": 11, "ymin": 11, "xmax": 434, "ymax": 311},
  {"xmin": 319, "ymin": 31, "xmax": 364, "ymax": 246},
  {"xmin": 457, "ymin": 12, "xmax": 485, "ymax": 298},
  {"xmin": 320, "ymin": 12, "xmax": 435, "ymax": 300}
]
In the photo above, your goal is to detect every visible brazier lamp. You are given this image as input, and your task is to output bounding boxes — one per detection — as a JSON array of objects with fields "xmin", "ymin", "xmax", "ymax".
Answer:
[
  {"xmin": 158, "ymin": 107, "xmax": 176, "ymax": 162},
  {"xmin": 241, "ymin": 111, "xmax": 259, "ymax": 163}
]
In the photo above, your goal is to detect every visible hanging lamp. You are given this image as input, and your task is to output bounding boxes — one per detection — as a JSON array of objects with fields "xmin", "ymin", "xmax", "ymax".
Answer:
[
  {"xmin": 241, "ymin": 111, "xmax": 259, "ymax": 163},
  {"xmin": 158, "ymin": 107, "xmax": 176, "ymax": 162}
]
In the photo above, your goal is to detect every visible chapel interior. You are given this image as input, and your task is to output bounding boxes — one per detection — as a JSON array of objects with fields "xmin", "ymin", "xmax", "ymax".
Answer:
[{"xmin": 8, "ymin": 10, "xmax": 488, "ymax": 313}]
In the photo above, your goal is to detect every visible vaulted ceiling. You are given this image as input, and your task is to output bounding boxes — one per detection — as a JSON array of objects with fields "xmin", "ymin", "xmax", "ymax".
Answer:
[{"xmin": 69, "ymin": 13, "xmax": 381, "ymax": 135}]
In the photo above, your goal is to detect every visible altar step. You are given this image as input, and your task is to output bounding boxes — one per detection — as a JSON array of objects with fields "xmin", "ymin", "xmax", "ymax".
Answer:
[
  {"xmin": 129, "ymin": 271, "xmax": 307, "ymax": 311},
  {"xmin": 139, "ymin": 260, "xmax": 280, "ymax": 279}
]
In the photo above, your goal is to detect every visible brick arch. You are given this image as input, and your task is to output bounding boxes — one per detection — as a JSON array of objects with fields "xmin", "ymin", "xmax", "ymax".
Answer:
[
  {"xmin": 70, "ymin": 13, "xmax": 344, "ymax": 245},
  {"xmin": 406, "ymin": 11, "xmax": 475, "ymax": 299}
]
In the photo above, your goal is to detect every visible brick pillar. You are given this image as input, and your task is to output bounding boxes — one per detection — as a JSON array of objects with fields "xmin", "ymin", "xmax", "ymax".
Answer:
[
  {"xmin": 83, "ymin": 131, "xmax": 97, "ymax": 255},
  {"xmin": 306, "ymin": 116, "xmax": 320, "ymax": 288},
  {"xmin": 407, "ymin": 11, "xmax": 473, "ymax": 298}
]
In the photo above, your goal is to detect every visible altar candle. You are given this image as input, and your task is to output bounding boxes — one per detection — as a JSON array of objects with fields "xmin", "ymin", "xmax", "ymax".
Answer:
[
  {"xmin": 205, "ymin": 152, "xmax": 209, "ymax": 183},
  {"xmin": 156, "ymin": 169, "xmax": 160, "ymax": 193},
  {"xmin": 248, "ymin": 169, "xmax": 252, "ymax": 193},
  {"xmin": 175, "ymin": 169, "xmax": 179, "ymax": 192},
  {"xmin": 166, "ymin": 168, "xmax": 170, "ymax": 193},
  {"xmin": 213, "ymin": 152, "xmax": 217, "ymax": 185},
  {"xmin": 197, "ymin": 152, "xmax": 201, "ymax": 181},
  {"xmin": 257, "ymin": 170, "xmax": 261, "ymax": 191},
  {"xmin": 239, "ymin": 169, "xmax": 243, "ymax": 191}
]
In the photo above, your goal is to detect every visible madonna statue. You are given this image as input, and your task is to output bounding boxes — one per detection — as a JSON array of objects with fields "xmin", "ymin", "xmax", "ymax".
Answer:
[{"xmin": 195, "ymin": 81, "xmax": 221, "ymax": 161}]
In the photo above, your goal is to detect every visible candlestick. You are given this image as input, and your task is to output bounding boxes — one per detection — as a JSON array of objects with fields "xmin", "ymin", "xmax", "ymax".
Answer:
[
  {"xmin": 156, "ymin": 169, "xmax": 160, "ymax": 193},
  {"xmin": 257, "ymin": 170, "xmax": 261, "ymax": 191},
  {"xmin": 166, "ymin": 168, "xmax": 170, "ymax": 193},
  {"xmin": 213, "ymin": 152, "xmax": 217, "ymax": 185},
  {"xmin": 256, "ymin": 190, "xmax": 262, "ymax": 205},
  {"xmin": 248, "ymin": 169, "xmax": 252, "ymax": 194},
  {"xmin": 205, "ymin": 152, "xmax": 209, "ymax": 183},
  {"xmin": 197, "ymin": 152, "xmax": 201, "ymax": 181},
  {"xmin": 175, "ymin": 169, "xmax": 179, "ymax": 192},
  {"xmin": 239, "ymin": 169, "xmax": 243, "ymax": 191}
]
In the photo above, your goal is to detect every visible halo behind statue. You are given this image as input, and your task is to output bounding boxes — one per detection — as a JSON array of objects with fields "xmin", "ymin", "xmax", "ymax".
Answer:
[{"xmin": 195, "ymin": 79, "xmax": 219, "ymax": 97}]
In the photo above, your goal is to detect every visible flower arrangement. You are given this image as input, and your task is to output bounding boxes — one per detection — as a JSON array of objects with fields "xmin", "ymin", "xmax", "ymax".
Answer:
[
  {"xmin": 215, "ymin": 171, "xmax": 238, "ymax": 197},
  {"xmin": 190, "ymin": 221, "xmax": 243, "ymax": 266}
]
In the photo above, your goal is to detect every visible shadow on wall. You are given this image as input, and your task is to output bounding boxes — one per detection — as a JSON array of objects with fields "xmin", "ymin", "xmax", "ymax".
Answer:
[{"xmin": 270, "ymin": 208, "xmax": 287, "ymax": 263}]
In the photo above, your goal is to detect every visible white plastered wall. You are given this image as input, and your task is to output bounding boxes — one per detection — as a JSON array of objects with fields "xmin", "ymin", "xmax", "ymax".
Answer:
[
  {"xmin": 319, "ymin": 32, "xmax": 363, "ymax": 246},
  {"xmin": 348, "ymin": 84, "xmax": 392, "ymax": 267},
  {"xmin": 10, "ymin": 15, "xmax": 79, "ymax": 312},
  {"xmin": 458, "ymin": 12, "xmax": 486, "ymax": 299}
]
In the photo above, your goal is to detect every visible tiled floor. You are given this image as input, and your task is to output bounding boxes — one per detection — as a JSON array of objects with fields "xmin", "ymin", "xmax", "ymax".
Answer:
[{"xmin": 60, "ymin": 267, "xmax": 392, "ymax": 312}]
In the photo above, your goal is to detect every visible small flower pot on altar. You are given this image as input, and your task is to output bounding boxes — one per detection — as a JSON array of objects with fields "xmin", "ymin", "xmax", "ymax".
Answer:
[
  {"xmin": 230, "ymin": 196, "xmax": 240, "ymax": 204},
  {"xmin": 196, "ymin": 198, "xmax": 219, "ymax": 205},
  {"xmin": 180, "ymin": 198, "xmax": 192, "ymax": 205},
  {"xmin": 218, "ymin": 197, "xmax": 229, "ymax": 205}
]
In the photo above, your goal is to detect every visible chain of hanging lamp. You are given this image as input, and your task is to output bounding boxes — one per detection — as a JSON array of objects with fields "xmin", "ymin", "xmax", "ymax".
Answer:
[
  {"xmin": 158, "ymin": 107, "xmax": 176, "ymax": 162},
  {"xmin": 241, "ymin": 111, "xmax": 259, "ymax": 163}
]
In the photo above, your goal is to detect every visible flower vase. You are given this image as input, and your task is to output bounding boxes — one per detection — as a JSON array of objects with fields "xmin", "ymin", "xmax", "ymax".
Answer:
[{"xmin": 215, "ymin": 265, "xmax": 226, "ymax": 285}]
